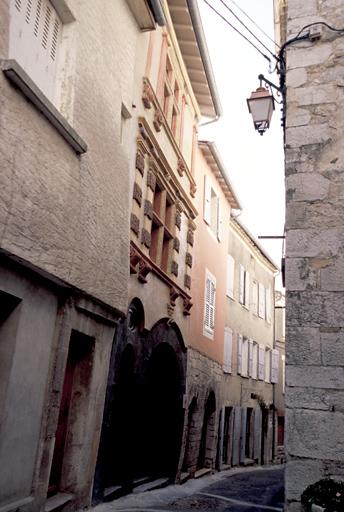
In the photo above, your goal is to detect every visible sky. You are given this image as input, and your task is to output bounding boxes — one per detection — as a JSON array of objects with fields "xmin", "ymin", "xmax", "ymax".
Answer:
[{"xmin": 199, "ymin": 0, "xmax": 285, "ymax": 289}]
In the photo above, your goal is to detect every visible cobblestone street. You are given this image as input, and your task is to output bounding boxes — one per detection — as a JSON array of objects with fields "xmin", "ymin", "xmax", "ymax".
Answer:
[{"xmin": 94, "ymin": 466, "xmax": 284, "ymax": 512}]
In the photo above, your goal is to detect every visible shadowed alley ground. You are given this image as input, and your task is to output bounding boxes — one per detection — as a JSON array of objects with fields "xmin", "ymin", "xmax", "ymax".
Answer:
[{"xmin": 94, "ymin": 465, "xmax": 284, "ymax": 512}]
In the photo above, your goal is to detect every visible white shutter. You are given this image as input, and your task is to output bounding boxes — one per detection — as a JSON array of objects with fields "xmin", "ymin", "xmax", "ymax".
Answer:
[
  {"xmin": 241, "ymin": 337, "xmax": 248, "ymax": 377},
  {"xmin": 266, "ymin": 287, "xmax": 272, "ymax": 323},
  {"xmin": 244, "ymin": 271, "xmax": 250, "ymax": 308},
  {"xmin": 204, "ymin": 271, "xmax": 216, "ymax": 335},
  {"xmin": 248, "ymin": 339, "xmax": 254, "ymax": 377},
  {"xmin": 223, "ymin": 327, "xmax": 233, "ymax": 373},
  {"xmin": 10, "ymin": 0, "xmax": 62, "ymax": 101},
  {"xmin": 237, "ymin": 334, "xmax": 243, "ymax": 374},
  {"xmin": 239, "ymin": 265, "xmax": 245, "ymax": 304},
  {"xmin": 252, "ymin": 342, "xmax": 258, "ymax": 380},
  {"xmin": 252, "ymin": 281, "xmax": 258, "ymax": 315},
  {"xmin": 265, "ymin": 349, "xmax": 271, "ymax": 383},
  {"xmin": 203, "ymin": 175, "xmax": 211, "ymax": 224},
  {"xmin": 217, "ymin": 197, "xmax": 223, "ymax": 241},
  {"xmin": 271, "ymin": 348, "xmax": 279, "ymax": 383},
  {"xmin": 258, "ymin": 283, "xmax": 265, "ymax": 319},
  {"xmin": 258, "ymin": 344, "xmax": 265, "ymax": 380},
  {"xmin": 226, "ymin": 255, "xmax": 235, "ymax": 299}
]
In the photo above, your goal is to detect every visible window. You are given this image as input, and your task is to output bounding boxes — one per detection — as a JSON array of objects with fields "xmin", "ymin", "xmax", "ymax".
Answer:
[
  {"xmin": 10, "ymin": 0, "xmax": 63, "ymax": 102},
  {"xmin": 251, "ymin": 341, "xmax": 258, "ymax": 379},
  {"xmin": 258, "ymin": 344, "xmax": 265, "ymax": 380},
  {"xmin": 271, "ymin": 349, "xmax": 279, "ymax": 384},
  {"xmin": 258, "ymin": 283, "xmax": 265, "ymax": 319},
  {"xmin": 265, "ymin": 349, "xmax": 271, "ymax": 383},
  {"xmin": 239, "ymin": 265, "xmax": 250, "ymax": 308},
  {"xmin": 237, "ymin": 335, "xmax": 248, "ymax": 377},
  {"xmin": 149, "ymin": 182, "xmax": 174, "ymax": 273},
  {"xmin": 223, "ymin": 327, "xmax": 233, "ymax": 373},
  {"xmin": 203, "ymin": 175, "xmax": 222, "ymax": 241},
  {"xmin": 265, "ymin": 287, "xmax": 272, "ymax": 323},
  {"xmin": 252, "ymin": 281, "xmax": 258, "ymax": 315},
  {"xmin": 204, "ymin": 270, "xmax": 216, "ymax": 338},
  {"xmin": 160, "ymin": 55, "xmax": 182, "ymax": 142},
  {"xmin": 226, "ymin": 254, "xmax": 235, "ymax": 299}
]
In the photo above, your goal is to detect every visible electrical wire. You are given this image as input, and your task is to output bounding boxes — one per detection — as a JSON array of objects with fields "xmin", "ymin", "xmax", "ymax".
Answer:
[
  {"xmin": 295, "ymin": 21, "xmax": 344, "ymax": 38},
  {"xmin": 202, "ymin": 0, "xmax": 273, "ymax": 66},
  {"xmin": 218, "ymin": 0, "xmax": 278, "ymax": 59},
  {"xmin": 227, "ymin": 0, "xmax": 281, "ymax": 49}
]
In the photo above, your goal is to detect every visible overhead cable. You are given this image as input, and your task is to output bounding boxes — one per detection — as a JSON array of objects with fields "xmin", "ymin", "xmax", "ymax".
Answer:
[
  {"xmin": 218, "ymin": 0, "xmax": 278, "ymax": 59},
  {"xmin": 227, "ymin": 0, "xmax": 281, "ymax": 48},
  {"xmin": 202, "ymin": 0, "xmax": 274, "ymax": 65}
]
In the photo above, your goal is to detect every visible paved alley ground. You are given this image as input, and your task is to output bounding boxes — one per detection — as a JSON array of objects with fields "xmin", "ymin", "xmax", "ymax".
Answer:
[{"xmin": 94, "ymin": 465, "xmax": 284, "ymax": 512}]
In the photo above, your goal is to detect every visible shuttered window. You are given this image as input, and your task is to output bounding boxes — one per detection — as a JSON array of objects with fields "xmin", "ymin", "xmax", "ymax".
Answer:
[
  {"xmin": 265, "ymin": 349, "xmax": 271, "ymax": 383},
  {"xmin": 204, "ymin": 270, "xmax": 216, "ymax": 337},
  {"xmin": 266, "ymin": 287, "xmax": 272, "ymax": 323},
  {"xmin": 10, "ymin": 0, "xmax": 62, "ymax": 101},
  {"xmin": 252, "ymin": 281, "xmax": 258, "ymax": 315},
  {"xmin": 204, "ymin": 175, "xmax": 211, "ymax": 224},
  {"xmin": 271, "ymin": 348, "xmax": 279, "ymax": 383},
  {"xmin": 239, "ymin": 265, "xmax": 245, "ymax": 304},
  {"xmin": 252, "ymin": 342, "xmax": 258, "ymax": 379},
  {"xmin": 226, "ymin": 254, "xmax": 235, "ymax": 299},
  {"xmin": 237, "ymin": 334, "xmax": 242, "ymax": 374},
  {"xmin": 248, "ymin": 339, "xmax": 253, "ymax": 377},
  {"xmin": 203, "ymin": 175, "xmax": 223, "ymax": 241},
  {"xmin": 244, "ymin": 271, "xmax": 250, "ymax": 309},
  {"xmin": 258, "ymin": 283, "xmax": 265, "ymax": 319},
  {"xmin": 258, "ymin": 344, "xmax": 265, "ymax": 380},
  {"xmin": 223, "ymin": 327, "xmax": 233, "ymax": 373},
  {"xmin": 241, "ymin": 337, "xmax": 249, "ymax": 377}
]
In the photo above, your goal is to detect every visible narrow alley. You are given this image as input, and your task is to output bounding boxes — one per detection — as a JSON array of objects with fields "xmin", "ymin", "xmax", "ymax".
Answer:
[{"xmin": 94, "ymin": 466, "xmax": 284, "ymax": 512}]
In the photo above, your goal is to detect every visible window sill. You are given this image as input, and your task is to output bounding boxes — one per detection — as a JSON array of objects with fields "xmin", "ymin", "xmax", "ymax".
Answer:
[
  {"xmin": 203, "ymin": 327, "xmax": 214, "ymax": 340},
  {"xmin": 1, "ymin": 59, "xmax": 87, "ymax": 154}
]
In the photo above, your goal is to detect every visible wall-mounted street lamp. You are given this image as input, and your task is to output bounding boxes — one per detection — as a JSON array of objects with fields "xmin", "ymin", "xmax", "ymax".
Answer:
[{"xmin": 247, "ymin": 74, "xmax": 283, "ymax": 136}]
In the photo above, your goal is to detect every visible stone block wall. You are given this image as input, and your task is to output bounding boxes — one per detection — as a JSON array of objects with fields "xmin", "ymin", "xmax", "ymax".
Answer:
[{"xmin": 285, "ymin": 1, "xmax": 344, "ymax": 510}]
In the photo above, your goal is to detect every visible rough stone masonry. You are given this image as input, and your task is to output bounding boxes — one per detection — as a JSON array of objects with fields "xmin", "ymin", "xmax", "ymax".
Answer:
[{"xmin": 285, "ymin": 0, "xmax": 344, "ymax": 510}]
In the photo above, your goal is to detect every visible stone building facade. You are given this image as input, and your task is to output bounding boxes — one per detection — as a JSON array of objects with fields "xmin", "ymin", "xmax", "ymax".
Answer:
[
  {"xmin": 0, "ymin": 1, "xmax": 158, "ymax": 511},
  {"xmin": 275, "ymin": 0, "xmax": 344, "ymax": 510},
  {"xmin": 182, "ymin": 141, "xmax": 279, "ymax": 479}
]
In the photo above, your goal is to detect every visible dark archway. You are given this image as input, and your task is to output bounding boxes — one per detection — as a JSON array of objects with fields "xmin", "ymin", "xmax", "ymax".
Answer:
[
  {"xmin": 182, "ymin": 397, "xmax": 198, "ymax": 474},
  {"xmin": 198, "ymin": 391, "xmax": 216, "ymax": 469},
  {"xmin": 142, "ymin": 342, "xmax": 184, "ymax": 478}
]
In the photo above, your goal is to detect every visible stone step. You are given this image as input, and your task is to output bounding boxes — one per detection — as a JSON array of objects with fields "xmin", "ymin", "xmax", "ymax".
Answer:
[
  {"xmin": 133, "ymin": 477, "xmax": 170, "ymax": 494},
  {"xmin": 179, "ymin": 472, "xmax": 190, "ymax": 484},
  {"xmin": 194, "ymin": 467, "xmax": 212, "ymax": 479}
]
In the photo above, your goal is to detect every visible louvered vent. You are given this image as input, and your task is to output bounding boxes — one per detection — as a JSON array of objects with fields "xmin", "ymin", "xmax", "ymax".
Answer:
[
  {"xmin": 34, "ymin": 0, "xmax": 42, "ymax": 36},
  {"xmin": 15, "ymin": 0, "xmax": 21, "ymax": 12},
  {"xmin": 50, "ymin": 18, "xmax": 59, "ymax": 60},
  {"xmin": 25, "ymin": 0, "xmax": 32, "ymax": 23},
  {"xmin": 42, "ymin": 5, "xmax": 51, "ymax": 49}
]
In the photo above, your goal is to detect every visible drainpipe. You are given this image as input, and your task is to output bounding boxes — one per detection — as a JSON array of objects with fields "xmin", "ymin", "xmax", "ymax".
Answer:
[{"xmin": 149, "ymin": 0, "xmax": 166, "ymax": 26}]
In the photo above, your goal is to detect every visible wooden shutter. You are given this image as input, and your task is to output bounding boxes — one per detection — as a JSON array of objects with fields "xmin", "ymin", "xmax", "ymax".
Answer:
[
  {"xmin": 237, "ymin": 334, "xmax": 243, "ymax": 374},
  {"xmin": 248, "ymin": 339, "xmax": 254, "ymax": 377},
  {"xmin": 239, "ymin": 265, "xmax": 245, "ymax": 304},
  {"xmin": 244, "ymin": 271, "xmax": 250, "ymax": 308},
  {"xmin": 266, "ymin": 287, "xmax": 272, "ymax": 323},
  {"xmin": 271, "ymin": 348, "xmax": 279, "ymax": 383},
  {"xmin": 252, "ymin": 342, "xmax": 258, "ymax": 379},
  {"xmin": 204, "ymin": 271, "xmax": 216, "ymax": 335},
  {"xmin": 252, "ymin": 281, "xmax": 258, "ymax": 315},
  {"xmin": 258, "ymin": 344, "xmax": 265, "ymax": 380},
  {"xmin": 265, "ymin": 349, "xmax": 271, "ymax": 383},
  {"xmin": 10, "ymin": 0, "xmax": 62, "ymax": 101},
  {"xmin": 241, "ymin": 337, "xmax": 248, "ymax": 377},
  {"xmin": 226, "ymin": 255, "xmax": 235, "ymax": 298},
  {"xmin": 258, "ymin": 283, "xmax": 265, "ymax": 318},
  {"xmin": 223, "ymin": 327, "xmax": 233, "ymax": 373},
  {"xmin": 217, "ymin": 197, "xmax": 223, "ymax": 241},
  {"xmin": 203, "ymin": 175, "xmax": 211, "ymax": 224}
]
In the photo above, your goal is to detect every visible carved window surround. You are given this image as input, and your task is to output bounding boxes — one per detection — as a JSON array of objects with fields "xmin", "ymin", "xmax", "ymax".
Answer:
[
  {"xmin": 130, "ymin": 241, "xmax": 192, "ymax": 315},
  {"xmin": 141, "ymin": 78, "xmax": 197, "ymax": 197},
  {"xmin": 138, "ymin": 116, "xmax": 197, "ymax": 221}
]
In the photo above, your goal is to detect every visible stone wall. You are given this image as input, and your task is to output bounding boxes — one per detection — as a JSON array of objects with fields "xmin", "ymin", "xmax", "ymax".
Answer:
[{"xmin": 285, "ymin": 1, "xmax": 344, "ymax": 510}]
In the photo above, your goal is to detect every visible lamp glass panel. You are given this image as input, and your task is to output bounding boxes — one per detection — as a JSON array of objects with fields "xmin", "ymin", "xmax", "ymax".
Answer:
[{"xmin": 248, "ymin": 96, "xmax": 274, "ymax": 124}]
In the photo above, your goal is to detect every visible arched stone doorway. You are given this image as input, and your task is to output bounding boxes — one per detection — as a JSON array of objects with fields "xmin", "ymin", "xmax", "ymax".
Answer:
[
  {"xmin": 198, "ymin": 391, "xmax": 216, "ymax": 470},
  {"xmin": 93, "ymin": 315, "xmax": 186, "ymax": 502}
]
